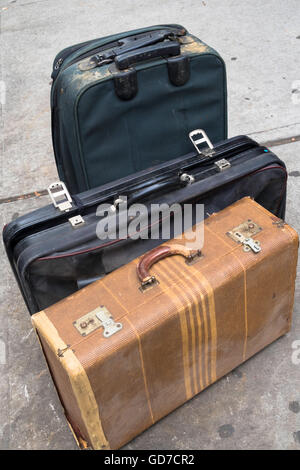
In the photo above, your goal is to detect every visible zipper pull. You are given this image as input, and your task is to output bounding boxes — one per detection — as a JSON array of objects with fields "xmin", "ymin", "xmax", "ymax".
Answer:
[
  {"xmin": 78, "ymin": 54, "xmax": 113, "ymax": 71},
  {"xmin": 180, "ymin": 173, "xmax": 195, "ymax": 185},
  {"xmin": 51, "ymin": 57, "xmax": 64, "ymax": 80},
  {"xmin": 54, "ymin": 57, "xmax": 63, "ymax": 70}
]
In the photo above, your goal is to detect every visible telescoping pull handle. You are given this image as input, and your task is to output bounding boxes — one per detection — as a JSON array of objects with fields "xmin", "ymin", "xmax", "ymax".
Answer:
[
  {"xmin": 115, "ymin": 41, "xmax": 180, "ymax": 70},
  {"xmin": 137, "ymin": 244, "xmax": 201, "ymax": 291}
]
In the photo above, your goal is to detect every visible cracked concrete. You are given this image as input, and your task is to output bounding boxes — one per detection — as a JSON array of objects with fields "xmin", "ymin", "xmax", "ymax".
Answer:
[{"xmin": 0, "ymin": 0, "xmax": 300, "ymax": 450}]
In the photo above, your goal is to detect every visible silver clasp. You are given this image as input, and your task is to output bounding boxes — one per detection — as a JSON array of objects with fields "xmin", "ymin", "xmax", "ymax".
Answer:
[
  {"xmin": 242, "ymin": 237, "xmax": 261, "ymax": 253},
  {"xmin": 48, "ymin": 181, "xmax": 72, "ymax": 212},
  {"xmin": 95, "ymin": 307, "xmax": 123, "ymax": 338},
  {"xmin": 189, "ymin": 129, "xmax": 215, "ymax": 156},
  {"xmin": 110, "ymin": 195, "xmax": 127, "ymax": 212},
  {"xmin": 180, "ymin": 173, "xmax": 195, "ymax": 184},
  {"xmin": 48, "ymin": 181, "xmax": 85, "ymax": 227},
  {"xmin": 68, "ymin": 215, "xmax": 85, "ymax": 228},
  {"xmin": 227, "ymin": 220, "xmax": 262, "ymax": 253},
  {"xmin": 73, "ymin": 306, "xmax": 122, "ymax": 338},
  {"xmin": 214, "ymin": 158, "xmax": 231, "ymax": 172}
]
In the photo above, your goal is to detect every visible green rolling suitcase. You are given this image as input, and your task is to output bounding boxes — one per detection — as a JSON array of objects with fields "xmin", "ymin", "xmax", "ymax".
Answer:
[{"xmin": 51, "ymin": 24, "xmax": 227, "ymax": 194}]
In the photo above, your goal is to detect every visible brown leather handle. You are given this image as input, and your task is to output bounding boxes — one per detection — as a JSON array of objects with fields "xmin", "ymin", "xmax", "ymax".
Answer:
[{"xmin": 137, "ymin": 244, "xmax": 201, "ymax": 288}]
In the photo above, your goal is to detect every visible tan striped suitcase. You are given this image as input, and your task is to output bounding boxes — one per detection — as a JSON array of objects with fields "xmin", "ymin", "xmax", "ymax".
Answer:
[{"xmin": 32, "ymin": 197, "xmax": 298, "ymax": 449}]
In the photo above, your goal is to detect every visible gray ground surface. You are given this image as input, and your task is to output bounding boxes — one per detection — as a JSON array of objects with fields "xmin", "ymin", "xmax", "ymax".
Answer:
[{"xmin": 0, "ymin": 0, "xmax": 300, "ymax": 450}]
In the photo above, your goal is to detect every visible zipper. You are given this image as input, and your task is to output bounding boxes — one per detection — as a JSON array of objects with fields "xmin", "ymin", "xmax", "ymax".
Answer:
[
  {"xmin": 51, "ymin": 25, "xmax": 186, "ymax": 83},
  {"xmin": 189, "ymin": 147, "xmax": 263, "ymax": 181},
  {"xmin": 71, "ymin": 138, "xmax": 258, "ymax": 206},
  {"xmin": 4, "ymin": 136, "xmax": 257, "ymax": 250},
  {"xmin": 53, "ymin": 57, "xmax": 63, "ymax": 72},
  {"xmin": 75, "ymin": 137, "xmax": 258, "ymax": 205},
  {"xmin": 51, "ymin": 37, "xmax": 102, "ymax": 80},
  {"xmin": 13, "ymin": 156, "xmax": 286, "ymax": 314},
  {"xmin": 12, "ymin": 158, "xmax": 286, "ymax": 316},
  {"xmin": 5, "ymin": 136, "xmax": 258, "ymax": 252},
  {"xmin": 125, "ymin": 143, "xmax": 261, "ymax": 204},
  {"xmin": 51, "ymin": 40, "xmax": 120, "ymax": 81},
  {"xmin": 35, "ymin": 163, "xmax": 287, "ymax": 263},
  {"xmin": 14, "ymin": 150, "xmax": 280, "ymax": 261}
]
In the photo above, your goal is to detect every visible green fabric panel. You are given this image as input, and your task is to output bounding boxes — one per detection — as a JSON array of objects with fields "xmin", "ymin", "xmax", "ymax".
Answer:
[
  {"xmin": 54, "ymin": 32, "xmax": 227, "ymax": 193},
  {"xmin": 76, "ymin": 54, "xmax": 226, "ymax": 189}
]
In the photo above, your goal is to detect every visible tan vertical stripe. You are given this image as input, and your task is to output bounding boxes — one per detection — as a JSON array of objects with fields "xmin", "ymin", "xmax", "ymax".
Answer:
[
  {"xmin": 161, "ymin": 261, "xmax": 198, "ymax": 395},
  {"xmin": 165, "ymin": 258, "xmax": 204, "ymax": 392},
  {"xmin": 170, "ymin": 258, "xmax": 211, "ymax": 387},
  {"xmin": 205, "ymin": 225, "xmax": 248, "ymax": 364},
  {"xmin": 124, "ymin": 316, "xmax": 154, "ymax": 424},
  {"xmin": 153, "ymin": 267, "xmax": 193, "ymax": 400},
  {"xmin": 177, "ymin": 303, "xmax": 193, "ymax": 400},
  {"xmin": 193, "ymin": 298, "xmax": 204, "ymax": 391},
  {"xmin": 192, "ymin": 270, "xmax": 217, "ymax": 383},
  {"xmin": 31, "ymin": 311, "xmax": 109, "ymax": 450},
  {"xmin": 197, "ymin": 284, "xmax": 210, "ymax": 387}
]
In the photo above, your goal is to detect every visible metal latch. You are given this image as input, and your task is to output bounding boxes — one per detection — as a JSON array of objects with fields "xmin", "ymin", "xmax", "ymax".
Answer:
[
  {"xmin": 95, "ymin": 307, "xmax": 123, "ymax": 338},
  {"xmin": 69, "ymin": 215, "xmax": 85, "ymax": 228},
  {"xmin": 73, "ymin": 306, "xmax": 122, "ymax": 338},
  {"xmin": 180, "ymin": 173, "xmax": 195, "ymax": 184},
  {"xmin": 227, "ymin": 219, "xmax": 262, "ymax": 253},
  {"xmin": 48, "ymin": 181, "xmax": 72, "ymax": 212},
  {"xmin": 214, "ymin": 158, "xmax": 231, "ymax": 172},
  {"xmin": 242, "ymin": 237, "xmax": 261, "ymax": 253},
  {"xmin": 189, "ymin": 129, "xmax": 215, "ymax": 157},
  {"xmin": 110, "ymin": 195, "xmax": 127, "ymax": 212}
]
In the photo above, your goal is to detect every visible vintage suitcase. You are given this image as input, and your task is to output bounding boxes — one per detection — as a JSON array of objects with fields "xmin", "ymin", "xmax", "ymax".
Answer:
[
  {"xmin": 51, "ymin": 24, "xmax": 227, "ymax": 193},
  {"xmin": 3, "ymin": 133, "xmax": 287, "ymax": 315},
  {"xmin": 32, "ymin": 197, "xmax": 298, "ymax": 450}
]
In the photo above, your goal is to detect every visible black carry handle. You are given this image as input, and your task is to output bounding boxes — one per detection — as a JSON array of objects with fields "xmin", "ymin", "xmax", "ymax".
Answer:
[
  {"xmin": 115, "ymin": 41, "xmax": 180, "ymax": 70},
  {"xmin": 117, "ymin": 29, "xmax": 180, "ymax": 53}
]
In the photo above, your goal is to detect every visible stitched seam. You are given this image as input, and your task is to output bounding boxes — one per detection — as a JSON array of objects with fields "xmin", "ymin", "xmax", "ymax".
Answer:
[
  {"xmin": 124, "ymin": 316, "xmax": 155, "ymax": 424},
  {"xmin": 205, "ymin": 224, "xmax": 248, "ymax": 362}
]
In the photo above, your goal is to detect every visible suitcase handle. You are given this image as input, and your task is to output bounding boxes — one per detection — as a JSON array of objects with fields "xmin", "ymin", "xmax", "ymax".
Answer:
[
  {"xmin": 115, "ymin": 41, "xmax": 180, "ymax": 70},
  {"xmin": 137, "ymin": 244, "xmax": 201, "ymax": 290}
]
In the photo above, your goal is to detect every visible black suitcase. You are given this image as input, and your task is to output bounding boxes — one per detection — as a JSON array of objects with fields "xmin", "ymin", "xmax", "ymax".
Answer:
[{"xmin": 3, "ymin": 131, "xmax": 287, "ymax": 315}]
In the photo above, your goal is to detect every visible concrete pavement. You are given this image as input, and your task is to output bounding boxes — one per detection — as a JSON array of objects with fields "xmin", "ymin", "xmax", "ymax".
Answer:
[{"xmin": 0, "ymin": 0, "xmax": 300, "ymax": 450}]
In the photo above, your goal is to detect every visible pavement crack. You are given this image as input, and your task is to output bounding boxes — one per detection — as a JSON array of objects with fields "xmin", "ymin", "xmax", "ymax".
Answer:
[
  {"xmin": 0, "ymin": 189, "xmax": 48, "ymax": 204},
  {"xmin": 248, "ymin": 121, "xmax": 300, "ymax": 136},
  {"xmin": 261, "ymin": 134, "xmax": 300, "ymax": 148}
]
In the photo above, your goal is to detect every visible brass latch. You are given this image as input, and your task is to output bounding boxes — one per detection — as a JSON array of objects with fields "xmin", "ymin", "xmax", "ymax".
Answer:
[
  {"xmin": 242, "ymin": 237, "xmax": 261, "ymax": 253},
  {"xmin": 68, "ymin": 215, "xmax": 85, "ymax": 228},
  {"xmin": 227, "ymin": 219, "xmax": 262, "ymax": 253},
  {"xmin": 73, "ymin": 306, "xmax": 122, "ymax": 338},
  {"xmin": 214, "ymin": 158, "xmax": 231, "ymax": 172}
]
